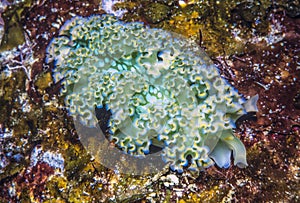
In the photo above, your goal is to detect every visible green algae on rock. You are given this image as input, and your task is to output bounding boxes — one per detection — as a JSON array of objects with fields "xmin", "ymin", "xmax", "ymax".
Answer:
[
  {"xmin": 142, "ymin": 2, "xmax": 170, "ymax": 23},
  {"xmin": 46, "ymin": 14, "xmax": 249, "ymax": 173}
]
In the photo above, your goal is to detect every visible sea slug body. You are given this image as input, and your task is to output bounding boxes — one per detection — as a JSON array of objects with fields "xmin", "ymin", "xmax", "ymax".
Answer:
[{"xmin": 46, "ymin": 14, "xmax": 249, "ymax": 172}]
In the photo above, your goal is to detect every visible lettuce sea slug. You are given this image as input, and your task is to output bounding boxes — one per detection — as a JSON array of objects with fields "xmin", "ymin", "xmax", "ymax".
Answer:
[{"xmin": 46, "ymin": 15, "xmax": 252, "ymax": 172}]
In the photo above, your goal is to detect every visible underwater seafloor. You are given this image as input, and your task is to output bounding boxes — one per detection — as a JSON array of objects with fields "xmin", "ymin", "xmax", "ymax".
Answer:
[{"xmin": 0, "ymin": 0, "xmax": 299, "ymax": 202}]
